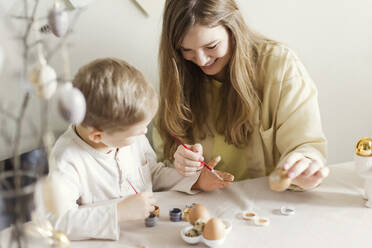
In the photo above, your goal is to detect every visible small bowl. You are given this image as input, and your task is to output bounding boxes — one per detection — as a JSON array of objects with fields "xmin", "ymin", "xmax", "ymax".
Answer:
[
  {"xmin": 280, "ymin": 206, "xmax": 295, "ymax": 216},
  {"xmin": 180, "ymin": 221, "xmax": 232, "ymax": 246},
  {"xmin": 180, "ymin": 226, "xmax": 202, "ymax": 245},
  {"xmin": 169, "ymin": 208, "xmax": 182, "ymax": 222},
  {"xmin": 242, "ymin": 211, "xmax": 258, "ymax": 221},
  {"xmin": 254, "ymin": 217, "xmax": 270, "ymax": 226},
  {"xmin": 145, "ymin": 213, "xmax": 158, "ymax": 227}
]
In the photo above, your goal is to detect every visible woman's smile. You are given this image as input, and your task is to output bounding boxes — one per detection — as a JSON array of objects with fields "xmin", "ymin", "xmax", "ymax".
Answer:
[{"xmin": 201, "ymin": 58, "xmax": 219, "ymax": 71}]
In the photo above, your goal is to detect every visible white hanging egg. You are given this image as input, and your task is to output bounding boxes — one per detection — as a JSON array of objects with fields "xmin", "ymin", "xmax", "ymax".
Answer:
[
  {"xmin": 57, "ymin": 82, "xmax": 86, "ymax": 124},
  {"xmin": 48, "ymin": 4, "xmax": 69, "ymax": 37},
  {"xmin": 29, "ymin": 59, "xmax": 58, "ymax": 99},
  {"xmin": 37, "ymin": 78, "xmax": 58, "ymax": 99}
]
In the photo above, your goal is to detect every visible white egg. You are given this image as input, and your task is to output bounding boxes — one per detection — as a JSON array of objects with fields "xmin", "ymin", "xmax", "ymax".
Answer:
[
  {"xmin": 29, "ymin": 60, "xmax": 58, "ymax": 99},
  {"xmin": 37, "ymin": 79, "xmax": 58, "ymax": 99},
  {"xmin": 48, "ymin": 5, "xmax": 69, "ymax": 37},
  {"xmin": 57, "ymin": 82, "xmax": 86, "ymax": 124}
]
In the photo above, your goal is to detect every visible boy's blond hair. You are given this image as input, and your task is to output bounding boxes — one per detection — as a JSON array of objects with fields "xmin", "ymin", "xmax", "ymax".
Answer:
[{"xmin": 72, "ymin": 58, "xmax": 158, "ymax": 132}]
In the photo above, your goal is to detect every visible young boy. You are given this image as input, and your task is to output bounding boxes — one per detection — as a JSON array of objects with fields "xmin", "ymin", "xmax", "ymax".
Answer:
[{"xmin": 46, "ymin": 58, "xmax": 204, "ymax": 240}]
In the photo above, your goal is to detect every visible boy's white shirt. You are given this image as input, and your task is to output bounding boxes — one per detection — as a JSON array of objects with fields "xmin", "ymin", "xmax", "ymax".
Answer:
[{"xmin": 44, "ymin": 126, "xmax": 200, "ymax": 240}]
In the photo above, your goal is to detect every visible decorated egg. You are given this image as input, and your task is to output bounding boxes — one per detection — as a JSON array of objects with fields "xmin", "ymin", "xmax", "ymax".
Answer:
[
  {"xmin": 29, "ymin": 58, "xmax": 58, "ymax": 99},
  {"xmin": 203, "ymin": 218, "xmax": 225, "ymax": 241},
  {"xmin": 356, "ymin": 137, "xmax": 372, "ymax": 157},
  {"xmin": 48, "ymin": 4, "xmax": 69, "ymax": 37},
  {"xmin": 268, "ymin": 168, "xmax": 292, "ymax": 192},
  {"xmin": 57, "ymin": 82, "xmax": 86, "ymax": 124},
  {"xmin": 189, "ymin": 204, "xmax": 210, "ymax": 225}
]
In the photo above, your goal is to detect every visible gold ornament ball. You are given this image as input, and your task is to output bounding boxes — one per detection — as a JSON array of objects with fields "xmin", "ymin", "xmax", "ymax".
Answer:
[{"xmin": 356, "ymin": 137, "xmax": 372, "ymax": 157}]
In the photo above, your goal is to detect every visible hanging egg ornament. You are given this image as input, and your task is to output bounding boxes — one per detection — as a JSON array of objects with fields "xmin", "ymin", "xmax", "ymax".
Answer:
[
  {"xmin": 48, "ymin": 3, "xmax": 69, "ymax": 37},
  {"xmin": 57, "ymin": 82, "xmax": 86, "ymax": 124},
  {"xmin": 29, "ymin": 57, "xmax": 58, "ymax": 99},
  {"xmin": 269, "ymin": 167, "xmax": 292, "ymax": 192}
]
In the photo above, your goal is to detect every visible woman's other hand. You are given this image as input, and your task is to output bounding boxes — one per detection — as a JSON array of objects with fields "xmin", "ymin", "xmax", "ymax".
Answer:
[
  {"xmin": 192, "ymin": 156, "xmax": 234, "ymax": 191},
  {"xmin": 283, "ymin": 152, "xmax": 330, "ymax": 190}
]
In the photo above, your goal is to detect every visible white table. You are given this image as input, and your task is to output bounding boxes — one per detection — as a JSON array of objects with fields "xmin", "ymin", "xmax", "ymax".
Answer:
[
  {"xmin": 1, "ymin": 162, "xmax": 371, "ymax": 248},
  {"xmin": 71, "ymin": 161, "xmax": 372, "ymax": 248}
]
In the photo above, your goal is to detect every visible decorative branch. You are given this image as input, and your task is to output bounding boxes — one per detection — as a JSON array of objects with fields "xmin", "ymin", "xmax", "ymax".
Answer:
[
  {"xmin": 0, "ymin": 117, "xmax": 13, "ymax": 145},
  {"xmin": 10, "ymin": 15, "xmax": 32, "ymax": 20},
  {"xmin": 12, "ymin": 0, "xmax": 40, "ymax": 182}
]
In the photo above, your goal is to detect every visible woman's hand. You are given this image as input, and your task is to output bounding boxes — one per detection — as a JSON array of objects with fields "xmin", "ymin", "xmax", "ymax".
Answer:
[
  {"xmin": 283, "ymin": 152, "xmax": 330, "ymax": 190},
  {"xmin": 174, "ymin": 143, "xmax": 204, "ymax": 176},
  {"xmin": 192, "ymin": 156, "xmax": 234, "ymax": 191}
]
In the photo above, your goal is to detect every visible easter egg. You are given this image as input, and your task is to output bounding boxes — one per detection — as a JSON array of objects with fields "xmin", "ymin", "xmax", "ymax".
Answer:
[{"xmin": 203, "ymin": 218, "xmax": 225, "ymax": 241}]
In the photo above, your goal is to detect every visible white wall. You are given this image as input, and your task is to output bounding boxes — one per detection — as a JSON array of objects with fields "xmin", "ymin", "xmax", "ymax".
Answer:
[{"xmin": 1, "ymin": 0, "xmax": 371, "ymax": 164}]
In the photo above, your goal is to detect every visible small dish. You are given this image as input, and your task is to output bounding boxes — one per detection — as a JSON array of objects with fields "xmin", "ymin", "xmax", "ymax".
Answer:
[
  {"xmin": 254, "ymin": 217, "xmax": 270, "ymax": 226},
  {"xmin": 180, "ymin": 221, "xmax": 232, "ymax": 246},
  {"xmin": 242, "ymin": 211, "xmax": 258, "ymax": 221},
  {"xmin": 280, "ymin": 206, "xmax": 295, "ymax": 216},
  {"xmin": 169, "ymin": 208, "xmax": 183, "ymax": 222},
  {"xmin": 145, "ymin": 213, "xmax": 158, "ymax": 227},
  {"xmin": 180, "ymin": 226, "xmax": 202, "ymax": 245}
]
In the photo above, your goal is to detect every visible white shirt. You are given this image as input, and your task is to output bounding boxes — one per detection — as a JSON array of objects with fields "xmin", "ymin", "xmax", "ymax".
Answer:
[{"xmin": 45, "ymin": 127, "xmax": 199, "ymax": 240}]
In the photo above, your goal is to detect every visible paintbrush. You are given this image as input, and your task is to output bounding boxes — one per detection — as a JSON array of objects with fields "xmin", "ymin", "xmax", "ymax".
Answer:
[{"xmin": 170, "ymin": 133, "xmax": 224, "ymax": 181}]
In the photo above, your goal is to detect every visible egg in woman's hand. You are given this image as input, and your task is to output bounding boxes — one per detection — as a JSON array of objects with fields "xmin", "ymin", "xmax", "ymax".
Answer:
[
  {"xmin": 269, "ymin": 168, "xmax": 292, "ymax": 191},
  {"xmin": 189, "ymin": 204, "xmax": 210, "ymax": 225},
  {"xmin": 203, "ymin": 218, "xmax": 226, "ymax": 241}
]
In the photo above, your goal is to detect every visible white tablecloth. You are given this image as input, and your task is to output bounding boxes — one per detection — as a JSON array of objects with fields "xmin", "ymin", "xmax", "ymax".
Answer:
[
  {"xmin": 1, "ymin": 162, "xmax": 372, "ymax": 248},
  {"xmin": 71, "ymin": 162, "xmax": 372, "ymax": 248}
]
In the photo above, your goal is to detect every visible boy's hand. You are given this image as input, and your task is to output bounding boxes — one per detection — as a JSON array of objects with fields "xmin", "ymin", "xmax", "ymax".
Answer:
[
  {"xmin": 192, "ymin": 156, "xmax": 234, "ymax": 191},
  {"xmin": 174, "ymin": 143, "xmax": 204, "ymax": 176},
  {"xmin": 282, "ymin": 152, "xmax": 330, "ymax": 190},
  {"xmin": 117, "ymin": 191, "xmax": 156, "ymax": 222}
]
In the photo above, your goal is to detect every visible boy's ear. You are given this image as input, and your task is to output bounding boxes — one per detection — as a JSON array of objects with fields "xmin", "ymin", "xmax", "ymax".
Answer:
[{"xmin": 87, "ymin": 127, "xmax": 104, "ymax": 143}]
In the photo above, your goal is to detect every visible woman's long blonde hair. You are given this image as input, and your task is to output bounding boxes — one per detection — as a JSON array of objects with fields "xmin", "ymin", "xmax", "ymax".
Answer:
[{"xmin": 158, "ymin": 0, "xmax": 271, "ymax": 160}]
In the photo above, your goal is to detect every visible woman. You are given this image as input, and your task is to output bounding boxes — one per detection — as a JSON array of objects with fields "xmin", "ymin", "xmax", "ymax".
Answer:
[{"xmin": 155, "ymin": 0, "xmax": 329, "ymax": 192}]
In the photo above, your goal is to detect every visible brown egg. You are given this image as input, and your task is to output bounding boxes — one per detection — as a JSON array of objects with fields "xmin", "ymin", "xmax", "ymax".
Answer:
[
  {"xmin": 203, "ymin": 218, "xmax": 225, "ymax": 241},
  {"xmin": 189, "ymin": 204, "xmax": 210, "ymax": 225},
  {"xmin": 269, "ymin": 168, "xmax": 292, "ymax": 192}
]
